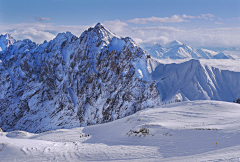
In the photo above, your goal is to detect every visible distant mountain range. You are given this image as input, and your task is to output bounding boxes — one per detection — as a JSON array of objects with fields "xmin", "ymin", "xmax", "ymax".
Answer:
[{"xmin": 144, "ymin": 40, "xmax": 235, "ymax": 59}]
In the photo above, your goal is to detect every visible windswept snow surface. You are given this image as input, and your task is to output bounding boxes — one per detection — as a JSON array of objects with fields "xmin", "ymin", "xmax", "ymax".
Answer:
[{"xmin": 0, "ymin": 100, "xmax": 240, "ymax": 161}]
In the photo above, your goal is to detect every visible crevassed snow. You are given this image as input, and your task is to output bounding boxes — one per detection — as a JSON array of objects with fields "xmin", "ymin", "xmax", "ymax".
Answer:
[{"xmin": 1, "ymin": 100, "xmax": 240, "ymax": 161}]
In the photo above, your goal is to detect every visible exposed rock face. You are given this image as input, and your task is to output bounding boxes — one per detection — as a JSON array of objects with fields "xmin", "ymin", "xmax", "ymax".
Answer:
[
  {"xmin": 234, "ymin": 99, "xmax": 240, "ymax": 104},
  {"xmin": 0, "ymin": 33, "xmax": 16, "ymax": 53},
  {"xmin": 0, "ymin": 23, "xmax": 161, "ymax": 133}
]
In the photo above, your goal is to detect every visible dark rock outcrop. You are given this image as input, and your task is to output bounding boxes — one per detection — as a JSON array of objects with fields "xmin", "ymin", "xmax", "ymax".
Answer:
[{"xmin": 234, "ymin": 98, "xmax": 240, "ymax": 104}]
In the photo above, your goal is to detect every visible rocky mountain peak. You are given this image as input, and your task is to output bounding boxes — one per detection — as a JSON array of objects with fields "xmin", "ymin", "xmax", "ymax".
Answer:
[
  {"xmin": 92, "ymin": 22, "xmax": 112, "ymax": 34},
  {"xmin": 80, "ymin": 23, "xmax": 117, "ymax": 47},
  {"xmin": 0, "ymin": 33, "xmax": 16, "ymax": 52},
  {"xmin": 55, "ymin": 31, "xmax": 75, "ymax": 40},
  {"xmin": 0, "ymin": 33, "xmax": 14, "ymax": 41},
  {"xmin": 152, "ymin": 43, "xmax": 162, "ymax": 48},
  {"xmin": 94, "ymin": 22, "xmax": 104, "ymax": 29},
  {"xmin": 0, "ymin": 23, "xmax": 161, "ymax": 133}
]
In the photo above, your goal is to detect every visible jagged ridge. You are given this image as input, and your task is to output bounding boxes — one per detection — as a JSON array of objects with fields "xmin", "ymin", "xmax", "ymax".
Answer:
[{"xmin": 0, "ymin": 23, "xmax": 161, "ymax": 133}]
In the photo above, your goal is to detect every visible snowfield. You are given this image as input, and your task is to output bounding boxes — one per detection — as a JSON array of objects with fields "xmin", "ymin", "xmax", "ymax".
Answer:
[{"xmin": 1, "ymin": 100, "xmax": 240, "ymax": 161}]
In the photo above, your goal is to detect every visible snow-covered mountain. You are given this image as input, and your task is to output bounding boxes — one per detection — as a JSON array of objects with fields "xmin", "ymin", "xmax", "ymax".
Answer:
[
  {"xmin": 0, "ymin": 23, "xmax": 160, "ymax": 133},
  {"xmin": 144, "ymin": 40, "xmax": 233, "ymax": 59},
  {"xmin": 0, "ymin": 34, "xmax": 16, "ymax": 53},
  {"xmin": 213, "ymin": 52, "xmax": 234, "ymax": 59},
  {"xmin": 144, "ymin": 43, "xmax": 167, "ymax": 58},
  {"xmin": 165, "ymin": 40, "xmax": 183, "ymax": 48},
  {"xmin": 148, "ymin": 58, "xmax": 240, "ymax": 102},
  {"xmin": 0, "ymin": 24, "xmax": 240, "ymax": 133}
]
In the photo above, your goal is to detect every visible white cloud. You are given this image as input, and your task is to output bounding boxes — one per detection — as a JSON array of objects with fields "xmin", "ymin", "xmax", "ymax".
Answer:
[
  {"xmin": 0, "ymin": 20, "xmax": 130, "ymax": 44},
  {"xmin": 127, "ymin": 26, "xmax": 240, "ymax": 48},
  {"xmin": 103, "ymin": 19, "xmax": 128, "ymax": 34},
  {"xmin": 127, "ymin": 15, "xmax": 188, "ymax": 24},
  {"xmin": 229, "ymin": 17, "xmax": 240, "ymax": 20},
  {"xmin": 35, "ymin": 17, "xmax": 51, "ymax": 21},
  {"xmin": 215, "ymin": 22, "xmax": 223, "ymax": 25},
  {"xmin": 101, "ymin": 17, "xmax": 240, "ymax": 48},
  {"xmin": 1, "ymin": 17, "xmax": 239, "ymax": 48},
  {"xmin": 198, "ymin": 14, "xmax": 215, "ymax": 20},
  {"xmin": 102, "ymin": 22, "xmax": 240, "ymax": 48},
  {"xmin": 0, "ymin": 22, "xmax": 90, "ymax": 43},
  {"xmin": 182, "ymin": 14, "xmax": 196, "ymax": 19},
  {"xmin": 127, "ymin": 14, "xmax": 217, "ymax": 24}
]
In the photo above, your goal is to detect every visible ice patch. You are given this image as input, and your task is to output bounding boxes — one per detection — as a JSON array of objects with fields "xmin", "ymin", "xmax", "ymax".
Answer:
[
  {"xmin": 108, "ymin": 37, "xmax": 125, "ymax": 53},
  {"xmin": 67, "ymin": 87, "xmax": 78, "ymax": 111},
  {"xmin": 136, "ymin": 69, "xmax": 143, "ymax": 78},
  {"xmin": 133, "ymin": 57, "xmax": 150, "ymax": 81}
]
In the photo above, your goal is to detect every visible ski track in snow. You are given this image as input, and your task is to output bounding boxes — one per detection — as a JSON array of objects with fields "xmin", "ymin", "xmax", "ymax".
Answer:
[{"xmin": 1, "ymin": 100, "xmax": 240, "ymax": 161}]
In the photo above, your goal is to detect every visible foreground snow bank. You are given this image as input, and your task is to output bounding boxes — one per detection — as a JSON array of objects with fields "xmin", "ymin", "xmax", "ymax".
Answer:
[{"xmin": 0, "ymin": 100, "xmax": 240, "ymax": 161}]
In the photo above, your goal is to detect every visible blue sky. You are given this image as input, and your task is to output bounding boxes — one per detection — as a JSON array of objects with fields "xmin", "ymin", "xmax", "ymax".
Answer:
[{"xmin": 0, "ymin": 0, "xmax": 240, "ymax": 47}]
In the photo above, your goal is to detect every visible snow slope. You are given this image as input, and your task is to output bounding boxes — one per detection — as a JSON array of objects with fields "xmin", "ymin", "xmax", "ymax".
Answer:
[
  {"xmin": 1, "ymin": 100, "xmax": 240, "ymax": 161},
  {"xmin": 149, "ymin": 58, "xmax": 240, "ymax": 102},
  {"xmin": 144, "ymin": 43, "xmax": 167, "ymax": 58}
]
